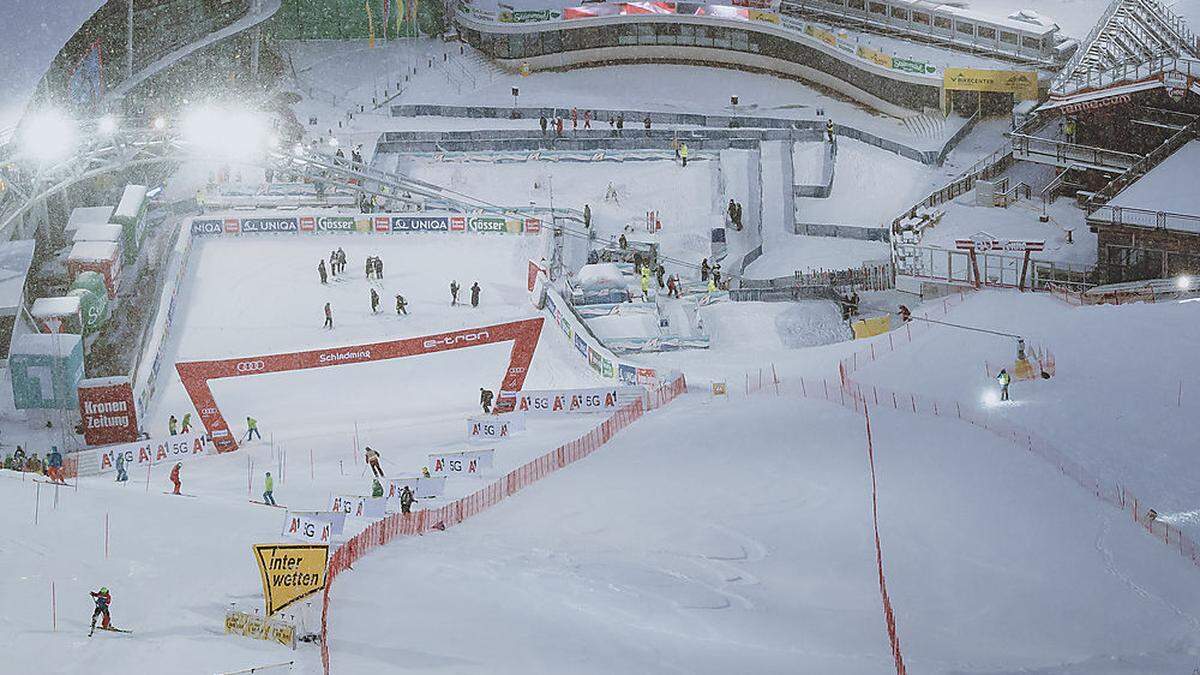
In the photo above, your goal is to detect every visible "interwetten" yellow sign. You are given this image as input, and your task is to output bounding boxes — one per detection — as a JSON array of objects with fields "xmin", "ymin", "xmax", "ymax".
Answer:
[
  {"xmin": 252, "ymin": 543, "xmax": 329, "ymax": 616},
  {"xmin": 943, "ymin": 68, "xmax": 1039, "ymax": 100}
]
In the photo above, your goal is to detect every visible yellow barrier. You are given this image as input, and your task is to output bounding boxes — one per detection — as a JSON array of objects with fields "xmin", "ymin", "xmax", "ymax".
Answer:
[{"xmin": 852, "ymin": 315, "xmax": 891, "ymax": 339}]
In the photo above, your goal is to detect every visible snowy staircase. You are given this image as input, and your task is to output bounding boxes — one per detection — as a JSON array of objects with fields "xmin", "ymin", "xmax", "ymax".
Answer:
[{"xmin": 902, "ymin": 113, "xmax": 945, "ymax": 139}]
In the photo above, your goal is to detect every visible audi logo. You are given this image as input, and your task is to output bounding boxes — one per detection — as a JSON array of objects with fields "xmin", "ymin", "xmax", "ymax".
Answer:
[{"xmin": 236, "ymin": 360, "xmax": 266, "ymax": 373}]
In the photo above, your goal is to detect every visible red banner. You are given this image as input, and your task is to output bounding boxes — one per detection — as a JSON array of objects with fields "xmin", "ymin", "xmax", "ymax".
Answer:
[
  {"xmin": 78, "ymin": 377, "xmax": 139, "ymax": 445},
  {"xmin": 175, "ymin": 318, "xmax": 544, "ymax": 453}
]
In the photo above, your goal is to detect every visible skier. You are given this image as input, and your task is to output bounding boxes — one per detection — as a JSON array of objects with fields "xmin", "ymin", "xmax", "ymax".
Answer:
[
  {"xmin": 318, "ymin": 259, "xmax": 327, "ymax": 284},
  {"xmin": 395, "ymin": 294, "xmax": 408, "ymax": 315},
  {"xmin": 826, "ymin": 118, "xmax": 835, "ymax": 143},
  {"xmin": 701, "ymin": 258, "xmax": 710, "ymax": 282},
  {"xmin": 618, "ymin": 233, "xmax": 628, "ymax": 250},
  {"xmin": 399, "ymin": 485, "xmax": 415, "ymax": 514},
  {"xmin": 47, "ymin": 446, "xmax": 64, "ymax": 484},
  {"xmin": 480, "ymin": 388, "xmax": 494, "ymax": 414},
  {"xmin": 169, "ymin": 462, "xmax": 182, "ymax": 495},
  {"xmin": 708, "ymin": 277, "xmax": 717, "ymax": 293},
  {"xmin": 450, "ymin": 280, "xmax": 460, "ymax": 306},
  {"xmin": 666, "ymin": 274, "xmax": 678, "ymax": 299},
  {"xmin": 997, "ymin": 369, "xmax": 1011, "ymax": 402},
  {"xmin": 263, "ymin": 472, "xmax": 276, "ymax": 506},
  {"xmin": 89, "ymin": 587, "xmax": 113, "ymax": 634},
  {"xmin": 555, "ymin": 117, "xmax": 563, "ymax": 137},
  {"xmin": 168, "ymin": 415, "xmax": 178, "ymax": 436},
  {"xmin": 470, "ymin": 282, "xmax": 481, "ymax": 308},
  {"xmin": 898, "ymin": 304, "xmax": 912, "ymax": 323},
  {"xmin": 246, "ymin": 416, "xmax": 261, "ymax": 441},
  {"xmin": 115, "ymin": 452, "xmax": 128, "ymax": 483},
  {"xmin": 324, "ymin": 302, "xmax": 333, "ymax": 329},
  {"xmin": 370, "ymin": 288, "xmax": 380, "ymax": 314},
  {"xmin": 181, "ymin": 413, "xmax": 192, "ymax": 434},
  {"xmin": 364, "ymin": 446, "xmax": 385, "ymax": 478},
  {"xmin": 372, "ymin": 478, "xmax": 384, "ymax": 498},
  {"xmin": 680, "ymin": 142, "xmax": 688, "ymax": 167},
  {"xmin": 643, "ymin": 115, "xmax": 651, "ymax": 135},
  {"xmin": 12, "ymin": 446, "xmax": 25, "ymax": 471}
]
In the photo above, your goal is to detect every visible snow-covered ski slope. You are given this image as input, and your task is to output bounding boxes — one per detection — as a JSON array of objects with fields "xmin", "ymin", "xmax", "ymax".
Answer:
[{"xmin": 326, "ymin": 393, "xmax": 1200, "ymax": 674}]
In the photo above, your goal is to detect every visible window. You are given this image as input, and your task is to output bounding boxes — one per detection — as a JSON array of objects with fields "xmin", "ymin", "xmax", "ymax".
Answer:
[
  {"xmin": 638, "ymin": 24, "xmax": 656, "ymax": 45},
  {"xmin": 732, "ymin": 30, "xmax": 750, "ymax": 51},
  {"xmin": 912, "ymin": 11, "xmax": 930, "ymax": 24},
  {"xmin": 677, "ymin": 24, "xmax": 695, "ymax": 46},
  {"xmin": 1022, "ymin": 35, "xmax": 1042, "ymax": 50},
  {"xmin": 977, "ymin": 26, "xmax": 995, "ymax": 40},
  {"xmin": 694, "ymin": 26, "xmax": 714, "ymax": 47},
  {"xmin": 618, "ymin": 24, "xmax": 637, "ymax": 46},
  {"xmin": 934, "ymin": 15, "xmax": 952, "ymax": 29},
  {"xmin": 656, "ymin": 23, "xmax": 677, "ymax": 45},
  {"xmin": 711, "ymin": 26, "xmax": 732, "ymax": 48},
  {"xmin": 1000, "ymin": 30, "xmax": 1018, "ymax": 44},
  {"xmin": 747, "ymin": 35, "xmax": 761, "ymax": 52},
  {"xmin": 891, "ymin": 6, "xmax": 908, "ymax": 20},
  {"xmin": 869, "ymin": 2, "xmax": 887, "ymax": 15},
  {"xmin": 848, "ymin": 0, "xmax": 865, "ymax": 9},
  {"xmin": 955, "ymin": 21, "xmax": 974, "ymax": 36}
]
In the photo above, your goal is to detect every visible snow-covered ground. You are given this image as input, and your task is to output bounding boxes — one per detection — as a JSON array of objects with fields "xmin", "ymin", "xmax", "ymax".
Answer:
[
  {"xmin": 747, "ymin": 235, "xmax": 892, "ymax": 278},
  {"xmin": 917, "ymin": 193, "xmax": 1096, "ymax": 266}
]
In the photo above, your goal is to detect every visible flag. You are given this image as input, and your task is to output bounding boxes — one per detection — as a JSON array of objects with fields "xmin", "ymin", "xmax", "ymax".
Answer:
[{"xmin": 382, "ymin": 0, "xmax": 390, "ymax": 40}]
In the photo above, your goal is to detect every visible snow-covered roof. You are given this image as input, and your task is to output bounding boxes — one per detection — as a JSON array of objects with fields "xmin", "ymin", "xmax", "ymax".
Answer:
[
  {"xmin": 0, "ymin": 0, "xmax": 108, "ymax": 134},
  {"xmin": 1107, "ymin": 140, "xmax": 1200, "ymax": 229},
  {"xmin": 80, "ymin": 375, "xmax": 131, "ymax": 387},
  {"xmin": 0, "ymin": 239, "xmax": 37, "ymax": 315},
  {"xmin": 73, "ymin": 224, "xmax": 124, "ymax": 243},
  {"xmin": 30, "ymin": 295, "xmax": 83, "ymax": 317},
  {"xmin": 12, "ymin": 332, "xmax": 82, "ymax": 357},
  {"xmin": 66, "ymin": 205, "xmax": 116, "ymax": 233},
  {"xmin": 68, "ymin": 240, "xmax": 119, "ymax": 262},
  {"xmin": 113, "ymin": 184, "xmax": 149, "ymax": 221}
]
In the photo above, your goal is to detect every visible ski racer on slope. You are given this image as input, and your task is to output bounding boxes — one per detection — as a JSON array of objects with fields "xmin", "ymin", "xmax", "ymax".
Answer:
[{"xmin": 90, "ymin": 587, "xmax": 112, "ymax": 632}]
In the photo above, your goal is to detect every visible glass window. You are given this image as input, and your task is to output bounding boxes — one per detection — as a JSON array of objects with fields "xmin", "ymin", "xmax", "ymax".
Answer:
[
  {"xmin": 748, "ymin": 35, "xmax": 761, "ymax": 52},
  {"xmin": 955, "ymin": 21, "xmax": 973, "ymax": 36},
  {"xmin": 891, "ymin": 6, "xmax": 908, "ymax": 20},
  {"xmin": 869, "ymin": 2, "xmax": 886, "ymax": 15},
  {"xmin": 732, "ymin": 30, "xmax": 749, "ymax": 51},
  {"xmin": 677, "ymin": 24, "xmax": 695, "ymax": 46},
  {"xmin": 711, "ymin": 26, "xmax": 732, "ymax": 48},
  {"xmin": 977, "ymin": 26, "xmax": 996, "ymax": 40},
  {"xmin": 694, "ymin": 26, "xmax": 714, "ymax": 47},
  {"xmin": 912, "ymin": 11, "xmax": 930, "ymax": 24},
  {"xmin": 1000, "ymin": 30, "xmax": 1018, "ymax": 44},
  {"xmin": 656, "ymin": 23, "xmax": 677, "ymax": 45},
  {"xmin": 618, "ymin": 24, "xmax": 637, "ymax": 46},
  {"xmin": 1022, "ymin": 35, "xmax": 1041, "ymax": 50},
  {"xmin": 638, "ymin": 24, "xmax": 655, "ymax": 45},
  {"xmin": 848, "ymin": 0, "xmax": 865, "ymax": 9},
  {"xmin": 934, "ymin": 15, "xmax": 951, "ymax": 29}
]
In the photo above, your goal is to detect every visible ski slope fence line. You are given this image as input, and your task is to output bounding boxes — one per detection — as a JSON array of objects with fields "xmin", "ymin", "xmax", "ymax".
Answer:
[
  {"xmin": 823, "ymin": 295, "xmax": 1200, "ymax": 572},
  {"xmin": 318, "ymin": 374, "xmax": 688, "ymax": 674}
]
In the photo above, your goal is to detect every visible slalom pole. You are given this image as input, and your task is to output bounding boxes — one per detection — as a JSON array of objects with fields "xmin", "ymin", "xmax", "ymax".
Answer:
[
  {"xmin": 310, "ymin": 449, "xmax": 315, "ymax": 481},
  {"xmin": 105, "ymin": 513, "xmax": 110, "ymax": 559},
  {"xmin": 51, "ymin": 580, "xmax": 56, "ymax": 631},
  {"xmin": 35, "ymin": 482, "xmax": 41, "ymax": 524}
]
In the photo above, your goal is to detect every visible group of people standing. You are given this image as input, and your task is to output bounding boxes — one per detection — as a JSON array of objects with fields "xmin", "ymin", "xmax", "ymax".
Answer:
[
  {"xmin": 318, "ymin": 248, "xmax": 348, "ymax": 284},
  {"xmin": 2, "ymin": 445, "xmax": 66, "ymax": 483}
]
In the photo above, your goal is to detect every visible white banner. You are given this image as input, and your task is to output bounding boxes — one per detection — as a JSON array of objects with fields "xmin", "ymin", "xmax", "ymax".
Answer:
[
  {"xmin": 428, "ymin": 449, "xmax": 495, "ymax": 476},
  {"xmin": 330, "ymin": 495, "xmax": 387, "ymax": 519},
  {"xmin": 92, "ymin": 431, "xmax": 213, "ymax": 473},
  {"xmin": 281, "ymin": 511, "xmax": 333, "ymax": 544},
  {"xmin": 499, "ymin": 386, "xmax": 645, "ymax": 415},
  {"xmin": 386, "ymin": 476, "xmax": 446, "ymax": 502},
  {"xmin": 467, "ymin": 413, "xmax": 525, "ymax": 441}
]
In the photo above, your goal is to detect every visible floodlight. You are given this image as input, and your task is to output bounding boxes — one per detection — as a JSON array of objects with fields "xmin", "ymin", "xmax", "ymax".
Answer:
[
  {"xmin": 97, "ymin": 114, "xmax": 118, "ymax": 135},
  {"xmin": 20, "ymin": 110, "xmax": 77, "ymax": 163}
]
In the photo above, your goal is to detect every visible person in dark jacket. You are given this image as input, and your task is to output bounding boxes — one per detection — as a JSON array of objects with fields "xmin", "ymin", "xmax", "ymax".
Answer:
[
  {"xmin": 539, "ymin": 115, "xmax": 548, "ymax": 136},
  {"xmin": 47, "ymin": 447, "xmax": 64, "ymax": 484},
  {"xmin": 318, "ymin": 259, "xmax": 327, "ymax": 284},
  {"xmin": 450, "ymin": 280, "xmax": 460, "ymax": 306},
  {"xmin": 701, "ymin": 258, "xmax": 710, "ymax": 282},
  {"xmin": 374, "ymin": 257, "xmax": 383, "ymax": 279},
  {"xmin": 655, "ymin": 265, "xmax": 665, "ymax": 289},
  {"xmin": 399, "ymin": 485, "xmax": 415, "ymax": 514},
  {"xmin": 480, "ymin": 388, "xmax": 494, "ymax": 414},
  {"xmin": 395, "ymin": 294, "xmax": 407, "ymax": 315},
  {"xmin": 324, "ymin": 302, "xmax": 333, "ymax": 329},
  {"xmin": 90, "ymin": 587, "xmax": 113, "ymax": 632},
  {"xmin": 470, "ymin": 282, "xmax": 481, "ymax": 307},
  {"xmin": 370, "ymin": 288, "xmax": 380, "ymax": 314}
]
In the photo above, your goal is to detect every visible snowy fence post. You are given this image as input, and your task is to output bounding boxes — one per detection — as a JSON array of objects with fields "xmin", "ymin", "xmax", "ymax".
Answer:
[
  {"xmin": 51, "ymin": 581, "xmax": 56, "ymax": 632},
  {"xmin": 800, "ymin": 377, "xmax": 807, "ymax": 397},
  {"xmin": 34, "ymin": 482, "xmax": 40, "ymax": 525},
  {"xmin": 772, "ymin": 364, "xmax": 779, "ymax": 396}
]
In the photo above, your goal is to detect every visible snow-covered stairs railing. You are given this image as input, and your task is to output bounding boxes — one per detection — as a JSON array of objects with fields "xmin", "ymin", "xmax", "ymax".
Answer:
[{"xmin": 318, "ymin": 374, "xmax": 688, "ymax": 674}]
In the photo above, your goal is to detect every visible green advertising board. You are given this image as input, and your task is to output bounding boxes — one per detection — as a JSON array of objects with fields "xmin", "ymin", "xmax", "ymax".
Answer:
[
  {"xmin": 68, "ymin": 288, "xmax": 108, "ymax": 335},
  {"xmin": 10, "ymin": 333, "xmax": 85, "ymax": 410}
]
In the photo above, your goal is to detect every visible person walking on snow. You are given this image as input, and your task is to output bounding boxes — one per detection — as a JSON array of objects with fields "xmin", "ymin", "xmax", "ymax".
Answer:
[
  {"xmin": 169, "ymin": 462, "xmax": 182, "ymax": 495},
  {"xmin": 246, "ymin": 416, "xmax": 261, "ymax": 442},
  {"xmin": 641, "ymin": 269, "xmax": 651, "ymax": 301},
  {"xmin": 318, "ymin": 259, "xmax": 327, "ymax": 284},
  {"xmin": 539, "ymin": 115, "xmax": 547, "ymax": 136},
  {"xmin": 263, "ymin": 472, "xmax": 276, "ymax": 505},
  {"xmin": 365, "ymin": 256, "xmax": 375, "ymax": 279},
  {"xmin": 329, "ymin": 251, "xmax": 338, "ymax": 277},
  {"xmin": 47, "ymin": 446, "xmax": 64, "ymax": 484},
  {"xmin": 997, "ymin": 369, "xmax": 1011, "ymax": 402},
  {"xmin": 395, "ymin": 294, "xmax": 408, "ymax": 315},
  {"xmin": 470, "ymin": 282, "xmax": 481, "ymax": 308},
  {"xmin": 115, "ymin": 452, "xmax": 128, "ymax": 483},
  {"xmin": 700, "ymin": 258, "xmax": 710, "ymax": 282},
  {"xmin": 324, "ymin": 302, "xmax": 333, "ymax": 329},
  {"xmin": 168, "ymin": 415, "xmax": 178, "ymax": 436},
  {"xmin": 680, "ymin": 143, "xmax": 689, "ymax": 167},
  {"xmin": 181, "ymin": 413, "xmax": 192, "ymax": 434},
  {"xmin": 374, "ymin": 257, "xmax": 383, "ymax": 279},
  {"xmin": 826, "ymin": 119, "xmax": 835, "ymax": 143},
  {"xmin": 655, "ymin": 264, "xmax": 665, "ymax": 289},
  {"xmin": 584, "ymin": 109, "xmax": 592, "ymax": 129},
  {"xmin": 480, "ymin": 388, "xmax": 494, "ymax": 414},
  {"xmin": 450, "ymin": 280, "xmax": 460, "ymax": 306},
  {"xmin": 370, "ymin": 288, "xmax": 380, "ymax": 314},
  {"xmin": 89, "ymin": 587, "xmax": 112, "ymax": 633},
  {"xmin": 372, "ymin": 478, "xmax": 384, "ymax": 498},
  {"xmin": 364, "ymin": 446, "xmax": 385, "ymax": 478},
  {"xmin": 571, "ymin": 107, "xmax": 578, "ymax": 130},
  {"xmin": 399, "ymin": 485, "xmax": 415, "ymax": 514}
]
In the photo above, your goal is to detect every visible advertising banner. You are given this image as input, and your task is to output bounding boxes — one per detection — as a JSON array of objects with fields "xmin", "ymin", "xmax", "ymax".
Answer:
[
  {"xmin": 281, "ymin": 511, "xmax": 333, "ymax": 544},
  {"xmin": 192, "ymin": 219, "xmax": 223, "ymax": 235},
  {"xmin": 241, "ymin": 217, "xmax": 298, "ymax": 233},
  {"xmin": 524, "ymin": 217, "xmax": 541, "ymax": 233},
  {"xmin": 94, "ymin": 430, "xmax": 212, "ymax": 473},
  {"xmin": 251, "ymin": 543, "xmax": 329, "ymax": 616},
  {"xmin": 428, "ymin": 448, "xmax": 495, "ymax": 475},
  {"xmin": 391, "ymin": 216, "xmax": 450, "ymax": 232},
  {"xmin": 468, "ymin": 413, "xmax": 525, "ymax": 439},
  {"xmin": 318, "ymin": 216, "xmax": 356, "ymax": 232},
  {"xmin": 943, "ymin": 68, "xmax": 1039, "ymax": 100},
  {"xmin": 299, "ymin": 216, "xmax": 316, "ymax": 232},
  {"xmin": 857, "ymin": 45, "xmax": 893, "ymax": 69},
  {"xmin": 225, "ymin": 610, "xmax": 297, "ymax": 650},
  {"xmin": 10, "ymin": 334, "xmax": 85, "ymax": 411},
  {"xmin": 78, "ymin": 376, "xmax": 139, "ymax": 445},
  {"xmin": 892, "ymin": 57, "xmax": 934, "ymax": 74},
  {"xmin": 386, "ymin": 476, "xmax": 446, "ymax": 502},
  {"xmin": 373, "ymin": 216, "xmax": 390, "ymax": 232},
  {"xmin": 502, "ymin": 387, "xmax": 641, "ymax": 414},
  {"xmin": 468, "ymin": 215, "xmax": 508, "ymax": 233},
  {"xmin": 330, "ymin": 494, "xmax": 388, "ymax": 519},
  {"xmin": 450, "ymin": 215, "xmax": 467, "ymax": 231}
]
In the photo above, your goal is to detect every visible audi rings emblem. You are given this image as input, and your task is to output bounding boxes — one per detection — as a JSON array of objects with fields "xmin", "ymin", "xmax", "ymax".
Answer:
[{"xmin": 236, "ymin": 360, "xmax": 266, "ymax": 373}]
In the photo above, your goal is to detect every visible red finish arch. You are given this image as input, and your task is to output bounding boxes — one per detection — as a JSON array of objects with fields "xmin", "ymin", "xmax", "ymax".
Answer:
[{"xmin": 175, "ymin": 317, "xmax": 544, "ymax": 453}]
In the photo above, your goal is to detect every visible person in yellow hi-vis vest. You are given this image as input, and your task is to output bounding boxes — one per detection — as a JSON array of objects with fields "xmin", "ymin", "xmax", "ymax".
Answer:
[
  {"xmin": 680, "ymin": 143, "xmax": 689, "ymax": 168},
  {"xmin": 640, "ymin": 267, "xmax": 651, "ymax": 301}
]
